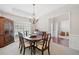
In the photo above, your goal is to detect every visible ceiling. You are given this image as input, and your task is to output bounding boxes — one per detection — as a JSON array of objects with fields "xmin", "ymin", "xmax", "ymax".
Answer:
[{"xmin": 0, "ymin": 4, "xmax": 66, "ymax": 17}]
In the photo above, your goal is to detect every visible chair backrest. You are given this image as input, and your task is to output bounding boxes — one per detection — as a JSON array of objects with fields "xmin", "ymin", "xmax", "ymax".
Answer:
[
  {"xmin": 47, "ymin": 34, "xmax": 51, "ymax": 48},
  {"xmin": 42, "ymin": 31, "xmax": 47, "ymax": 39},
  {"xmin": 26, "ymin": 31, "xmax": 27, "ymax": 36},
  {"xmin": 18, "ymin": 32, "xmax": 25, "ymax": 47},
  {"xmin": 18, "ymin": 32, "xmax": 22, "ymax": 45},
  {"xmin": 42, "ymin": 33, "xmax": 51, "ymax": 49}
]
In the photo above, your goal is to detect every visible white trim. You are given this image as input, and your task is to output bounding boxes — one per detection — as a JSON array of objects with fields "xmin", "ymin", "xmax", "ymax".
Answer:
[{"xmin": 70, "ymin": 34, "xmax": 79, "ymax": 37}]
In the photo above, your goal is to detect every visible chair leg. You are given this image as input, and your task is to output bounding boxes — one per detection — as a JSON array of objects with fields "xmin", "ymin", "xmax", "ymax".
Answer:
[
  {"xmin": 48, "ymin": 48, "xmax": 50, "ymax": 55},
  {"xmin": 19, "ymin": 44, "xmax": 20, "ymax": 48},
  {"xmin": 34, "ymin": 47, "xmax": 36, "ymax": 55},
  {"xmin": 20, "ymin": 46, "xmax": 22, "ymax": 54},
  {"xmin": 23, "ymin": 48, "xmax": 25, "ymax": 55},
  {"xmin": 31, "ymin": 46, "xmax": 33, "ymax": 55},
  {"xmin": 42, "ymin": 51, "xmax": 44, "ymax": 55},
  {"xmin": 29, "ymin": 47, "xmax": 30, "ymax": 49}
]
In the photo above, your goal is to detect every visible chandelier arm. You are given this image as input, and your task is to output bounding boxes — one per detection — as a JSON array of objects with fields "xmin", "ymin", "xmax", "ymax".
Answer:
[
  {"xmin": 29, "ymin": 4, "xmax": 39, "ymax": 24},
  {"xmin": 36, "ymin": 19, "xmax": 39, "ymax": 23}
]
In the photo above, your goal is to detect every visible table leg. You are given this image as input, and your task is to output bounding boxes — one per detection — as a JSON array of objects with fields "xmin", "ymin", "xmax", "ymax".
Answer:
[
  {"xmin": 33, "ymin": 42, "xmax": 36, "ymax": 55},
  {"xmin": 31, "ymin": 46, "xmax": 32, "ymax": 55}
]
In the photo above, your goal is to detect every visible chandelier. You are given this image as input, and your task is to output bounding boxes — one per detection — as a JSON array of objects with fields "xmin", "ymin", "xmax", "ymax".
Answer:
[{"xmin": 29, "ymin": 4, "xmax": 39, "ymax": 24}]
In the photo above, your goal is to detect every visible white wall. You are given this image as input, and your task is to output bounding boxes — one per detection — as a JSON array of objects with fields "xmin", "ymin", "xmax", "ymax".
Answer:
[
  {"xmin": 36, "ymin": 15, "xmax": 49, "ymax": 32},
  {"xmin": 37, "ymin": 5, "xmax": 69, "ymax": 33},
  {"xmin": 37, "ymin": 5, "xmax": 79, "ymax": 50},
  {"xmin": 60, "ymin": 20, "xmax": 70, "ymax": 32},
  {"xmin": 69, "ymin": 5, "xmax": 79, "ymax": 50}
]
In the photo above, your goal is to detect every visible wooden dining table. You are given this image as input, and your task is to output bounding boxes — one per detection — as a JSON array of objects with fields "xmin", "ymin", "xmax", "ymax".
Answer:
[{"xmin": 23, "ymin": 35, "xmax": 42, "ymax": 55}]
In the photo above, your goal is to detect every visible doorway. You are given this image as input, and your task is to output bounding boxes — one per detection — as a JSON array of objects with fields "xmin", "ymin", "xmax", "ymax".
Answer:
[{"xmin": 50, "ymin": 13, "xmax": 70, "ymax": 47}]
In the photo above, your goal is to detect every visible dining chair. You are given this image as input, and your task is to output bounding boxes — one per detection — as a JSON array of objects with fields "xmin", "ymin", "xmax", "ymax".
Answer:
[
  {"xmin": 18, "ymin": 32, "xmax": 23, "ymax": 54},
  {"xmin": 35, "ymin": 33, "xmax": 51, "ymax": 55},
  {"xmin": 18, "ymin": 32, "xmax": 31, "ymax": 55},
  {"xmin": 36, "ymin": 31, "xmax": 47, "ymax": 46}
]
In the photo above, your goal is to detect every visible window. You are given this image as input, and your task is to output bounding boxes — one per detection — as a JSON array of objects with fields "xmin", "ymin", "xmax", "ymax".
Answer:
[{"xmin": 14, "ymin": 22, "xmax": 32, "ymax": 36}]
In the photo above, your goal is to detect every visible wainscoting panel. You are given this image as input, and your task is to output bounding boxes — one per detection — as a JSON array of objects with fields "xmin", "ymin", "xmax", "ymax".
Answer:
[{"xmin": 69, "ymin": 35, "xmax": 79, "ymax": 51}]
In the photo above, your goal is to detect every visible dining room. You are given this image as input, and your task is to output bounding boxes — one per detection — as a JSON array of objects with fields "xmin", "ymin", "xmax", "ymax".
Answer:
[{"xmin": 0, "ymin": 4, "xmax": 79, "ymax": 55}]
